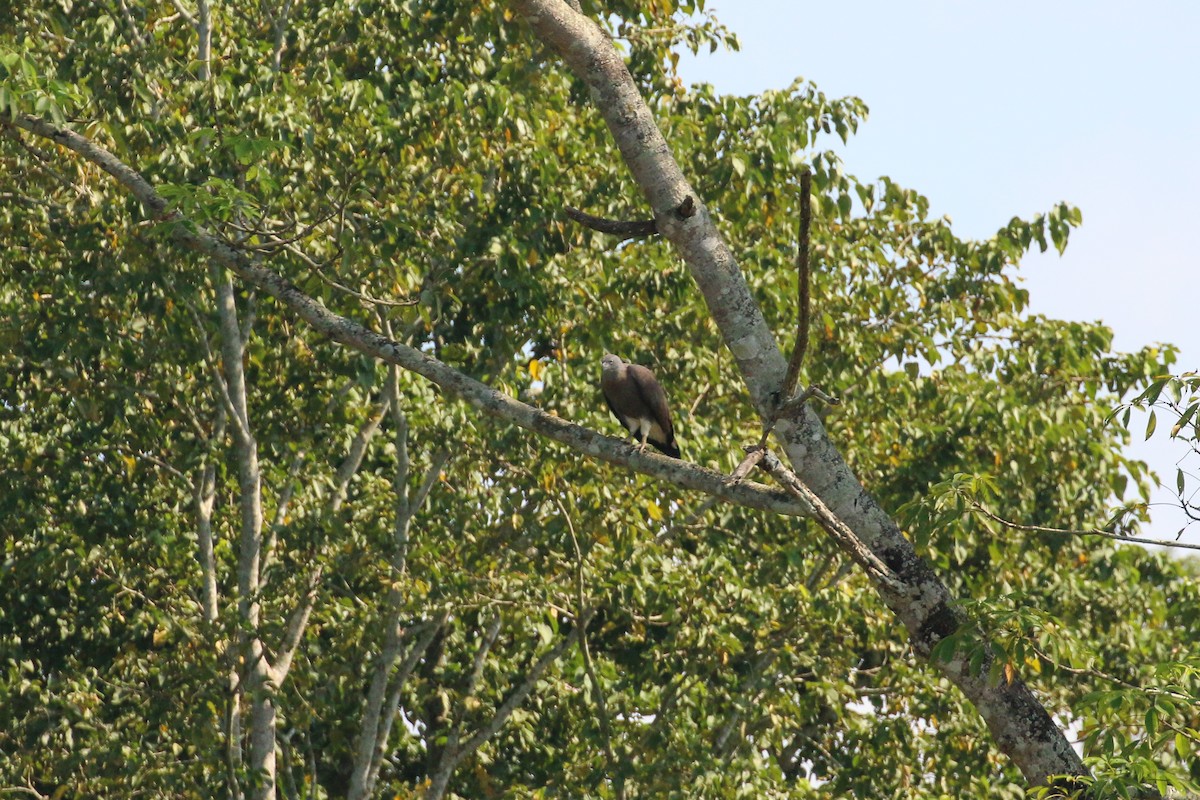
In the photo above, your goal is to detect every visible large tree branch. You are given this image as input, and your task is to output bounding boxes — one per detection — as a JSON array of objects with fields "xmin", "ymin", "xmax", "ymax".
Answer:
[
  {"xmin": 3, "ymin": 113, "xmax": 810, "ymax": 522},
  {"xmin": 504, "ymin": 0, "xmax": 1091, "ymax": 789}
]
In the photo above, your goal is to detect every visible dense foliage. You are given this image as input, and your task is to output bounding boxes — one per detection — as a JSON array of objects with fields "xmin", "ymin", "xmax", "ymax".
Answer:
[{"xmin": 2, "ymin": 1, "xmax": 1199, "ymax": 797}]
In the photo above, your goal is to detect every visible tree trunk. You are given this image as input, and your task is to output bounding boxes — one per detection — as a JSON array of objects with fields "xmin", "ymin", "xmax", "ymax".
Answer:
[{"xmin": 505, "ymin": 0, "xmax": 1088, "ymax": 788}]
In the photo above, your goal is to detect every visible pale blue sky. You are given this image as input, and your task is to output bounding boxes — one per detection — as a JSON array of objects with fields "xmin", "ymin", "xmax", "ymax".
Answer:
[{"xmin": 678, "ymin": 1, "xmax": 1200, "ymax": 544}]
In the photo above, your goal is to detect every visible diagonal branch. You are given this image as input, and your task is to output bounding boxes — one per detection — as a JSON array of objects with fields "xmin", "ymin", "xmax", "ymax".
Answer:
[
  {"xmin": 3, "ymin": 113, "xmax": 810, "ymax": 522},
  {"xmin": 425, "ymin": 611, "xmax": 593, "ymax": 799},
  {"xmin": 501, "ymin": 1, "xmax": 1093, "ymax": 791},
  {"xmin": 757, "ymin": 451, "xmax": 903, "ymax": 592},
  {"xmin": 273, "ymin": 394, "xmax": 392, "ymax": 684}
]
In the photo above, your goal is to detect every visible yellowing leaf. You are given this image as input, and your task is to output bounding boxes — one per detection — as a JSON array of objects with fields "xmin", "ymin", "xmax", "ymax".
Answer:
[
  {"xmin": 645, "ymin": 501, "xmax": 663, "ymax": 521},
  {"xmin": 528, "ymin": 358, "xmax": 542, "ymax": 381}
]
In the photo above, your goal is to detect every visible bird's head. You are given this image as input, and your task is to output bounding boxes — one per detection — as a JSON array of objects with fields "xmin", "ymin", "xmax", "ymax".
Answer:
[{"xmin": 601, "ymin": 353, "xmax": 623, "ymax": 375}]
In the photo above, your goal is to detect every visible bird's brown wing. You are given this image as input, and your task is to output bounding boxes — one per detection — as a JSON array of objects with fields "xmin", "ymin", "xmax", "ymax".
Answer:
[
  {"xmin": 601, "ymin": 388, "xmax": 632, "ymax": 433},
  {"xmin": 628, "ymin": 364, "xmax": 676, "ymax": 444}
]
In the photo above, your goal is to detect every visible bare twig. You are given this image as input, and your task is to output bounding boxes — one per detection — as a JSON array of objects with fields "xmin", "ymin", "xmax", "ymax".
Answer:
[
  {"xmin": 286, "ymin": 243, "xmax": 419, "ymax": 307},
  {"xmin": 780, "ymin": 169, "xmax": 813, "ymax": 402},
  {"xmin": 772, "ymin": 384, "xmax": 840, "ymax": 421},
  {"xmin": 565, "ymin": 205, "xmax": 657, "ymax": 239},
  {"xmin": 757, "ymin": 451, "xmax": 903, "ymax": 592},
  {"xmin": 970, "ymin": 501, "xmax": 1200, "ymax": 553}
]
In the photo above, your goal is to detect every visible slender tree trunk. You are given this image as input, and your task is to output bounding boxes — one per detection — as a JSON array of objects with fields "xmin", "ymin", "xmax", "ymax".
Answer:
[
  {"xmin": 214, "ymin": 268, "xmax": 276, "ymax": 799},
  {"xmin": 504, "ymin": 0, "xmax": 1087, "ymax": 788},
  {"xmin": 348, "ymin": 372, "xmax": 450, "ymax": 800},
  {"xmin": 196, "ymin": 0, "xmax": 212, "ymax": 81}
]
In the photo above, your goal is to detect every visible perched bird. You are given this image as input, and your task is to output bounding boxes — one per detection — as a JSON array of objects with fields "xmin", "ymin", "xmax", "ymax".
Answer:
[{"xmin": 600, "ymin": 353, "xmax": 681, "ymax": 458}]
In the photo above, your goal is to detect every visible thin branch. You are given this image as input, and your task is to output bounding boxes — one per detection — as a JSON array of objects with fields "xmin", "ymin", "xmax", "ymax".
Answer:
[
  {"xmin": 168, "ymin": 0, "xmax": 197, "ymax": 25},
  {"xmin": 556, "ymin": 495, "xmax": 622, "ymax": 797},
  {"xmin": 115, "ymin": 0, "xmax": 148, "ymax": 48},
  {"xmin": 659, "ymin": 444, "xmax": 766, "ymax": 544},
  {"xmin": 331, "ymin": 398, "xmax": 390, "ymax": 513},
  {"xmin": 426, "ymin": 611, "xmax": 593, "ymax": 799},
  {"xmin": 195, "ymin": 0, "xmax": 212, "ymax": 81},
  {"xmin": 270, "ymin": 0, "xmax": 295, "ymax": 72},
  {"xmin": 195, "ymin": 405, "xmax": 227, "ymax": 623},
  {"xmin": 774, "ymin": 384, "xmax": 839, "ymax": 418},
  {"xmin": 96, "ymin": 566, "xmax": 199, "ymax": 642},
  {"xmin": 263, "ymin": 447, "xmax": 306, "ymax": 566},
  {"xmin": 780, "ymin": 168, "xmax": 813, "ymax": 402},
  {"xmin": 758, "ymin": 451, "xmax": 903, "ymax": 592},
  {"xmin": 714, "ymin": 647, "xmax": 779, "ymax": 759},
  {"xmin": 214, "ymin": 267, "xmax": 265, "ymax": 625},
  {"xmin": 565, "ymin": 205, "xmax": 657, "ymax": 239},
  {"xmin": 286, "ymin": 243, "xmax": 419, "ymax": 307},
  {"xmin": 461, "ymin": 610, "xmax": 591, "ymax": 756},
  {"xmin": 231, "ymin": 209, "xmax": 339, "ymax": 251},
  {"xmin": 349, "ymin": 376, "xmax": 449, "ymax": 800},
  {"xmin": 187, "ymin": 300, "xmax": 254, "ymax": 445},
  {"xmin": 408, "ymin": 449, "xmax": 448, "ymax": 522},
  {"xmin": 464, "ymin": 614, "xmax": 505, "ymax": 700},
  {"xmin": 214, "ymin": 258, "xmax": 277, "ymax": 797},
  {"xmin": 970, "ymin": 501, "xmax": 1200, "ymax": 553},
  {"xmin": 263, "ymin": 381, "xmax": 357, "ymax": 572},
  {"xmin": 270, "ymin": 568, "xmax": 322, "ymax": 685},
  {"xmin": 274, "ymin": 394, "xmax": 392, "ymax": 682},
  {"xmin": 108, "ymin": 443, "xmax": 189, "ymax": 482},
  {"xmin": 0, "ymin": 126, "xmax": 92, "ymax": 203},
  {"xmin": 361, "ymin": 612, "xmax": 449, "ymax": 797}
]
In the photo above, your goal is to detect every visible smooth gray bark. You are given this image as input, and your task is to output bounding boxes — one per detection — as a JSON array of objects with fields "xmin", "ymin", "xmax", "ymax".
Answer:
[{"xmin": 505, "ymin": 0, "xmax": 1087, "ymax": 788}]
